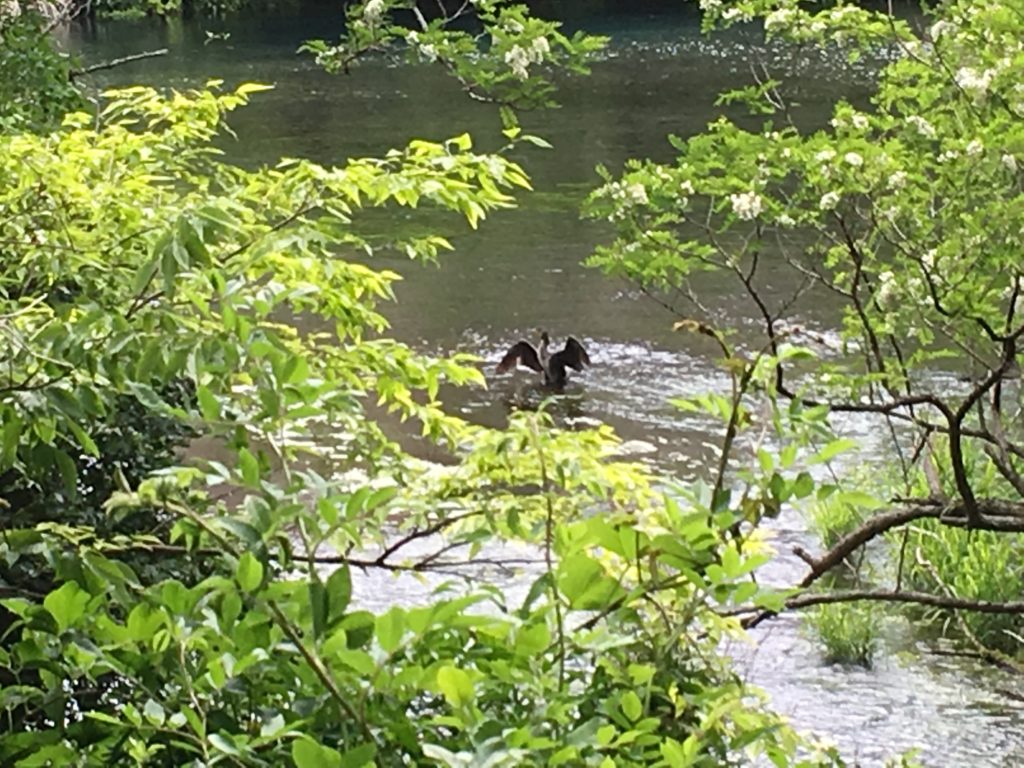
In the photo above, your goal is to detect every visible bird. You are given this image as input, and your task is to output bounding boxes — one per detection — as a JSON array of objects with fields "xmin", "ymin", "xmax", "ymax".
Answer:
[{"xmin": 496, "ymin": 331, "xmax": 591, "ymax": 389}]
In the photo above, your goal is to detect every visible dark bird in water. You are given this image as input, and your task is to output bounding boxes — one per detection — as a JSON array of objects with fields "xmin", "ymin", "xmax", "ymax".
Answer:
[{"xmin": 496, "ymin": 331, "xmax": 591, "ymax": 389}]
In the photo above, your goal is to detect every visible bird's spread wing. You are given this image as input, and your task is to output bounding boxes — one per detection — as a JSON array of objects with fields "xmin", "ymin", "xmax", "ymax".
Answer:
[
  {"xmin": 497, "ymin": 341, "xmax": 543, "ymax": 373},
  {"xmin": 553, "ymin": 337, "xmax": 591, "ymax": 372}
]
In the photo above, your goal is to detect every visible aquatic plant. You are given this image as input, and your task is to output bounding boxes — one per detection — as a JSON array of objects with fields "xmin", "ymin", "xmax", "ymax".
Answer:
[{"xmin": 804, "ymin": 603, "xmax": 880, "ymax": 668}]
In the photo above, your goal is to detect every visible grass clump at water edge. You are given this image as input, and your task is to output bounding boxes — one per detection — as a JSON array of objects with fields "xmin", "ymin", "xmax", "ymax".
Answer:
[{"xmin": 804, "ymin": 601, "xmax": 881, "ymax": 668}]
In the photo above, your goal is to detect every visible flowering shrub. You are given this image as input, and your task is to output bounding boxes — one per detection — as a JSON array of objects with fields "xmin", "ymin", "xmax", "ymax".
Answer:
[{"xmin": 585, "ymin": 0, "xmax": 1024, "ymax": 659}]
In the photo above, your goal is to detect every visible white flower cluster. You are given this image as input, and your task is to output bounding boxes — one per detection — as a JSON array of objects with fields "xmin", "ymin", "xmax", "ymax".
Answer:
[
  {"xmin": 955, "ymin": 66, "xmax": 995, "ymax": 102},
  {"xmin": 828, "ymin": 4, "xmax": 859, "ymax": 21},
  {"xmin": 833, "ymin": 111, "xmax": 870, "ymax": 132},
  {"xmin": 844, "ymin": 151, "xmax": 864, "ymax": 167},
  {"xmin": 485, "ymin": 156, "xmax": 506, "ymax": 182},
  {"xmin": 504, "ymin": 37, "xmax": 550, "ymax": 80},
  {"xmin": 876, "ymin": 268, "xmax": 901, "ymax": 309},
  {"xmin": 729, "ymin": 190, "xmax": 763, "ymax": 221},
  {"xmin": 814, "ymin": 148, "xmax": 836, "ymax": 178},
  {"xmin": 0, "ymin": 0, "xmax": 21, "ymax": 20},
  {"xmin": 598, "ymin": 180, "xmax": 651, "ymax": 221},
  {"xmin": 875, "ymin": 270, "xmax": 898, "ymax": 309},
  {"xmin": 1003, "ymin": 154, "xmax": 1018, "ymax": 173},
  {"xmin": 906, "ymin": 115, "xmax": 936, "ymax": 139},
  {"xmin": 889, "ymin": 170, "xmax": 908, "ymax": 189},
  {"xmin": 965, "ymin": 139, "xmax": 984, "ymax": 157},
  {"xmin": 764, "ymin": 7, "xmax": 796, "ymax": 33},
  {"xmin": 407, "ymin": 31, "xmax": 438, "ymax": 61},
  {"xmin": 722, "ymin": 6, "xmax": 753, "ymax": 22},
  {"xmin": 627, "ymin": 183, "xmax": 649, "ymax": 205},
  {"xmin": 699, "ymin": 0, "xmax": 723, "ymax": 11},
  {"xmin": 930, "ymin": 19, "xmax": 954, "ymax": 40},
  {"xmin": 819, "ymin": 191, "xmax": 841, "ymax": 211},
  {"xmin": 363, "ymin": 0, "xmax": 384, "ymax": 25},
  {"xmin": 505, "ymin": 46, "xmax": 530, "ymax": 80}
]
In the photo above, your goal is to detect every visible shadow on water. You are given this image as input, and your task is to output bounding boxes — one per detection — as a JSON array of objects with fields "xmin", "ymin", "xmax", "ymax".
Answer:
[{"xmin": 66, "ymin": 5, "xmax": 1024, "ymax": 764}]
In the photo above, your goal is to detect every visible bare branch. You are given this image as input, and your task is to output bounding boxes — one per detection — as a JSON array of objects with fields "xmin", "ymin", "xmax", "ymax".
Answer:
[
  {"xmin": 71, "ymin": 49, "xmax": 169, "ymax": 79},
  {"xmin": 724, "ymin": 589, "xmax": 1024, "ymax": 620}
]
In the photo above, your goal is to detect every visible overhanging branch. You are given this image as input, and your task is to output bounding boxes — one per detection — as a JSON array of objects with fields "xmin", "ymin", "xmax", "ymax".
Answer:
[
  {"xmin": 726, "ymin": 589, "xmax": 1024, "ymax": 621},
  {"xmin": 741, "ymin": 499, "xmax": 1024, "ymax": 628}
]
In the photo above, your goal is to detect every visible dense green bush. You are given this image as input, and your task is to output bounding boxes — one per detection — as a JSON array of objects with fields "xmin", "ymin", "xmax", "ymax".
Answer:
[
  {"xmin": 0, "ymin": 12, "xmax": 83, "ymax": 129},
  {"xmin": 0, "ymin": 79, "xmax": 826, "ymax": 766}
]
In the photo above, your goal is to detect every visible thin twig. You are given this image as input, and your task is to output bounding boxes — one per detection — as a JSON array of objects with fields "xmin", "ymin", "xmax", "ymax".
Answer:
[{"xmin": 71, "ymin": 49, "xmax": 169, "ymax": 79}]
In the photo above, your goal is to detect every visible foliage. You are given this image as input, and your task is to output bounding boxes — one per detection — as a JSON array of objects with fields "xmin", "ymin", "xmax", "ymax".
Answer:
[
  {"xmin": 583, "ymin": 0, "xmax": 1024, "ymax": 658},
  {"xmin": 899, "ymin": 522, "xmax": 1024, "ymax": 653},
  {"xmin": 807, "ymin": 492, "xmax": 871, "ymax": 552},
  {"xmin": 0, "ymin": 12, "xmax": 84, "ymax": 130},
  {"xmin": 0, "ymin": 79, "xmax": 843, "ymax": 766},
  {"xmin": 804, "ymin": 603, "xmax": 880, "ymax": 668},
  {"xmin": 302, "ymin": 0, "xmax": 608, "ymax": 126},
  {"xmin": 91, "ymin": 0, "xmax": 280, "ymax": 19}
]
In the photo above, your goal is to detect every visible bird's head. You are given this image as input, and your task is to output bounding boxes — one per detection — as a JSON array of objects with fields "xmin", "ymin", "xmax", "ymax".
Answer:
[{"xmin": 538, "ymin": 330, "xmax": 550, "ymax": 344}]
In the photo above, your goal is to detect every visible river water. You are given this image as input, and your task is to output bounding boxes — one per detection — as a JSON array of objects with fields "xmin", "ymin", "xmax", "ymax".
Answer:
[{"xmin": 67, "ymin": 4, "xmax": 1024, "ymax": 765}]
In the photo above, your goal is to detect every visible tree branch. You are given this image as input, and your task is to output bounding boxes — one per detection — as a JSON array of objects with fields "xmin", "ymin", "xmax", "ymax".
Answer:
[
  {"xmin": 725, "ymin": 589, "xmax": 1024, "ymax": 620},
  {"xmin": 71, "ymin": 49, "xmax": 169, "ymax": 79},
  {"xmin": 742, "ymin": 499, "xmax": 1024, "ymax": 628}
]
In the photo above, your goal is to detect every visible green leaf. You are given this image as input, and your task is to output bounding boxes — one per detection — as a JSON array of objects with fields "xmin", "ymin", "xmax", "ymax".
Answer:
[
  {"xmin": 238, "ymin": 447, "xmax": 260, "ymax": 487},
  {"xmin": 54, "ymin": 448, "xmax": 78, "ymax": 498},
  {"xmin": 436, "ymin": 665, "xmax": 474, "ymax": 708},
  {"xmin": 67, "ymin": 421, "xmax": 99, "ymax": 458},
  {"xmin": 792, "ymin": 471, "xmax": 815, "ymax": 499},
  {"xmin": 214, "ymin": 518, "xmax": 263, "ymax": 550},
  {"xmin": 326, "ymin": 565, "xmax": 351, "ymax": 624},
  {"xmin": 292, "ymin": 738, "xmax": 342, "ymax": 768},
  {"xmin": 557, "ymin": 554, "xmax": 623, "ymax": 609},
  {"xmin": 837, "ymin": 490, "xmax": 884, "ymax": 510},
  {"xmin": 1, "ymin": 413, "xmax": 21, "ymax": 467},
  {"xmin": 520, "ymin": 133, "xmax": 553, "ymax": 149},
  {"xmin": 236, "ymin": 552, "xmax": 263, "ymax": 593},
  {"xmin": 811, "ymin": 438, "xmax": 858, "ymax": 464},
  {"xmin": 309, "ymin": 578, "xmax": 328, "ymax": 640},
  {"xmin": 197, "ymin": 386, "xmax": 221, "ymax": 421},
  {"xmin": 44, "ymin": 582, "xmax": 91, "ymax": 632},
  {"xmin": 340, "ymin": 742, "xmax": 377, "ymax": 767},
  {"xmin": 209, "ymin": 733, "xmax": 240, "ymax": 756},
  {"xmin": 620, "ymin": 690, "xmax": 643, "ymax": 722},
  {"xmin": 143, "ymin": 699, "xmax": 165, "ymax": 726},
  {"xmin": 375, "ymin": 607, "xmax": 405, "ymax": 653},
  {"xmin": 334, "ymin": 649, "xmax": 375, "ymax": 676},
  {"xmin": 135, "ymin": 340, "xmax": 164, "ymax": 381},
  {"xmin": 514, "ymin": 622, "xmax": 551, "ymax": 657},
  {"xmin": 127, "ymin": 604, "xmax": 164, "ymax": 641},
  {"xmin": 661, "ymin": 738, "xmax": 687, "ymax": 768},
  {"xmin": 131, "ymin": 255, "xmax": 160, "ymax": 296},
  {"xmin": 160, "ymin": 242, "xmax": 178, "ymax": 295}
]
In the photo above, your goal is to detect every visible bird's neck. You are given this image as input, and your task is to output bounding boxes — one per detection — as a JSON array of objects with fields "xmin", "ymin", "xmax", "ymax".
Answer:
[{"xmin": 538, "ymin": 335, "xmax": 550, "ymax": 363}]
